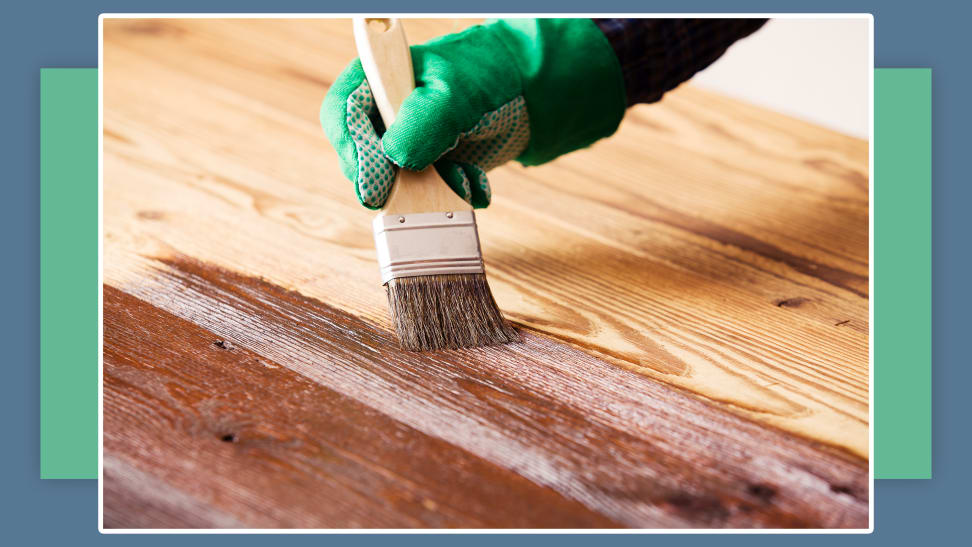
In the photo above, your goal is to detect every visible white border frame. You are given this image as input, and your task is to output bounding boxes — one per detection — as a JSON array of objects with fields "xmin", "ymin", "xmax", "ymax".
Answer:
[{"xmin": 97, "ymin": 12, "xmax": 875, "ymax": 535}]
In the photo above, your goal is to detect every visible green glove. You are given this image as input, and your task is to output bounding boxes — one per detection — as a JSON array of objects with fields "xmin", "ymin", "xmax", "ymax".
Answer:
[{"xmin": 321, "ymin": 18, "xmax": 626, "ymax": 209}]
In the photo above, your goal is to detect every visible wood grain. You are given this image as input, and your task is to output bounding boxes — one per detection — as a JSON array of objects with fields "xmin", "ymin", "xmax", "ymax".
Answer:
[
  {"xmin": 104, "ymin": 281, "xmax": 615, "ymax": 528},
  {"xmin": 104, "ymin": 259, "xmax": 866, "ymax": 528},
  {"xmin": 102, "ymin": 18, "xmax": 869, "ymax": 528}
]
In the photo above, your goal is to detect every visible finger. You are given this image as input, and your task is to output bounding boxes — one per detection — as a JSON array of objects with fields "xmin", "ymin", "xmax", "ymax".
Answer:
[
  {"xmin": 382, "ymin": 86, "xmax": 467, "ymax": 171},
  {"xmin": 322, "ymin": 60, "xmax": 398, "ymax": 208},
  {"xmin": 320, "ymin": 60, "xmax": 367, "ymax": 184},
  {"xmin": 455, "ymin": 161, "xmax": 492, "ymax": 208},
  {"xmin": 380, "ymin": 45, "xmax": 484, "ymax": 171},
  {"xmin": 432, "ymin": 159, "xmax": 472, "ymax": 203}
]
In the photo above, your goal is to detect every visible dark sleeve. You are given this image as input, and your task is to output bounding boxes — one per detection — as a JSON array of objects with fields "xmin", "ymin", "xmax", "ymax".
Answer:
[{"xmin": 593, "ymin": 18, "xmax": 768, "ymax": 106}]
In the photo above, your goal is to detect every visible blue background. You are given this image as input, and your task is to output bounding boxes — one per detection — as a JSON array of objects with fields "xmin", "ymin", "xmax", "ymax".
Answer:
[{"xmin": 6, "ymin": 0, "xmax": 967, "ymax": 542}]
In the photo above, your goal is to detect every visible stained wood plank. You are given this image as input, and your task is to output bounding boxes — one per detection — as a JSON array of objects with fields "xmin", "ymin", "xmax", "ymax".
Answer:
[
  {"xmin": 102, "ymin": 18, "xmax": 870, "ymax": 528},
  {"xmin": 104, "ymin": 283, "xmax": 615, "ymax": 528},
  {"xmin": 104, "ymin": 260, "xmax": 866, "ymax": 528}
]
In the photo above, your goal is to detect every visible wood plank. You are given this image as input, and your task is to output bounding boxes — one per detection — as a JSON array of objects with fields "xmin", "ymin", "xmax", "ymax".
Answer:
[
  {"xmin": 104, "ymin": 283, "xmax": 615, "ymax": 528},
  {"xmin": 102, "ymin": 18, "xmax": 870, "ymax": 528},
  {"xmin": 104, "ymin": 260, "xmax": 867, "ymax": 528}
]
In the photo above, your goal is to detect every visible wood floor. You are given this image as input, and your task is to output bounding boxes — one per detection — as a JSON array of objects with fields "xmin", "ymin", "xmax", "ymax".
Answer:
[{"xmin": 102, "ymin": 18, "xmax": 870, "ymax": 529}]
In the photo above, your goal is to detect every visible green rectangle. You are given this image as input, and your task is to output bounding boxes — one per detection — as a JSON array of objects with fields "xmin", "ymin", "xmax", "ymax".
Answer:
[
  {"xmin": 40, "ymin": 68, "xmax": 98, "ymax": 479},
  {"xmin": 874, "ymin": 68, "xmax": 932, "ymax": 479}
]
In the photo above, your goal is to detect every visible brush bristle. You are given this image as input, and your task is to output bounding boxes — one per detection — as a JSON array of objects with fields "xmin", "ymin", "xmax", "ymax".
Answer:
[{"xmin": 385, "ymin": 273, "xmax": 520, "ymax": 351}]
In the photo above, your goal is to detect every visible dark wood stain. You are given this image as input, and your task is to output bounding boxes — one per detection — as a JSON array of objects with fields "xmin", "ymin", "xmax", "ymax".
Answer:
[
  {"xmin": 104, "ymin": 285, "xmax": 617, "ymax": 529},
  {"xmin": 103, "ymin": 257, "xmax": 868, "ymax": 528}
]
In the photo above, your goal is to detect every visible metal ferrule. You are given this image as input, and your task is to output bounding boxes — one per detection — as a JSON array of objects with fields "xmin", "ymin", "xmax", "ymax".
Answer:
[{"xmin": 372, "ymin": 211, "xmax": 485, "ymax": 284}]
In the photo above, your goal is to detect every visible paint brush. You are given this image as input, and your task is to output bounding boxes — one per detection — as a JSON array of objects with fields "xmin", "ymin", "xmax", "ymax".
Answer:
[{"xmin": 353, "ymin": 18, "xmax": 519, "ymax": 351}]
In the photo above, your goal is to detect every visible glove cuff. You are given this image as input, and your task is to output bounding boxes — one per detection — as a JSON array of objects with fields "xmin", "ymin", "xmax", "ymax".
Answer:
[{"xmin": 487, "ymin": 18, "xmax": 627, "ymax": 166}]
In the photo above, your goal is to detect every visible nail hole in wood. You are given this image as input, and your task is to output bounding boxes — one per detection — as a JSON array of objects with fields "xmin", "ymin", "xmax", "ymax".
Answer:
[
  {"xmin": 747, "ymin": 483, "xmax": 777, "ymax": 502},
  {"xmin": 830, "ymin": 484, "xmax": 853, "ymax": 495},
  {"xmin": 213, "ymin": 339, "xmax": 235, "ymax": 350}
]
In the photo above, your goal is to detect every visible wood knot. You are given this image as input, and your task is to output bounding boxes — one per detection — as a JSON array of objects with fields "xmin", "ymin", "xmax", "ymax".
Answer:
[{"xmin": 775, "ymin": 297, "xmax": 809, "ymax": 308}]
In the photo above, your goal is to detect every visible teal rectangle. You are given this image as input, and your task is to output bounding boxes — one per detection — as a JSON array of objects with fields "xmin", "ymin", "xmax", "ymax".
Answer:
[
  {"xmin": 40, "ymin": 68, "xmax": 98, "ymax": 479},
  {"xmin": 874, "ymin": 68, "xmax": 932, "ymax": 479}
]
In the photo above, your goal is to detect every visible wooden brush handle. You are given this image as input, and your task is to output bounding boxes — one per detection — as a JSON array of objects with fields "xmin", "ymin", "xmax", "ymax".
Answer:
[{"xmin": 353, "ymin": 18, "xmax": 472, "ymax": 216}]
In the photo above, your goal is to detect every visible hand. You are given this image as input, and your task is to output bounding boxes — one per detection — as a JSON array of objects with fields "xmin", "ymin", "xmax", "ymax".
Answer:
[{"xmin": 320, "ymin": 18, "xmax": 627, "ymax": 209}]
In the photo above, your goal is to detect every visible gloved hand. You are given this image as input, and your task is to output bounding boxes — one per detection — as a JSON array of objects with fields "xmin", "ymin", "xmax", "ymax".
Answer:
[{"xmin": 321, "ymin": 18, "xmax": 626, "ymax": 209}]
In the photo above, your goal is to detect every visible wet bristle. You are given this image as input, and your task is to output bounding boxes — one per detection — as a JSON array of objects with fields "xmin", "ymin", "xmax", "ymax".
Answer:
[{"xmin": 385, "ymin": 273, "xmax": 520, "ymax": 351}]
